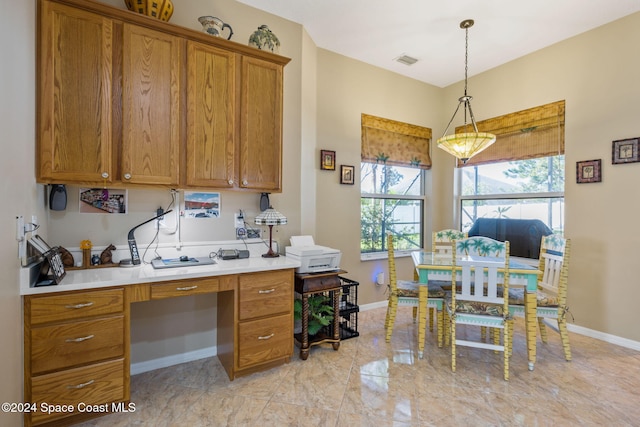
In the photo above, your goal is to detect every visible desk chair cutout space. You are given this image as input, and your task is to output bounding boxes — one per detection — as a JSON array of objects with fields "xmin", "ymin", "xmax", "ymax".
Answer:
[
  {"xmin": 447, "ymin": 236, "xmax": 512, "ymax": 381},
  {"xmin": 508, "ymin": 235, "xmax": 572, "ymax": 361},
  {"xmin": 384, "ymin": 234, "xmax": 445, "ymax": 345}
]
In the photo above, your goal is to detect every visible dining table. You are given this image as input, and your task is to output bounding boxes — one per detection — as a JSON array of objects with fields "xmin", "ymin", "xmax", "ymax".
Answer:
[{"xmin": 411, "ymin": 251, "xmax": 542, "ymax": 371}]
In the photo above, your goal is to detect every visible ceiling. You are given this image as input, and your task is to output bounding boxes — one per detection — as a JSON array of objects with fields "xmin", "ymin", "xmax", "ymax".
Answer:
[{"xmin": 237, "ymin": 0, "xmax": 640, "ymax": 87}]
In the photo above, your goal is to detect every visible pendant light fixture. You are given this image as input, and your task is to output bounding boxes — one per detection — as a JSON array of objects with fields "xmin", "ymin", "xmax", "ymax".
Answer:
[{"xmin": 437, "ymin": 19, "xmax": 496, "ymax": 164}]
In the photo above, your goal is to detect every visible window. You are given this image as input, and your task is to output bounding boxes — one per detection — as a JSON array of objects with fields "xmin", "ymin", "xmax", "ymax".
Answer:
[
  {"xmin": 360, "ymin": 114, "xmax": 431, "ymax": 256},
  {"xmin": 457, "ymin": 100, "xmax": 566, "ymax": 236},
  {"xmin": 361, "ymin": 163, "xmax": 424, "ymax": 254},
  {"xmin": 460, "ymin": 156, "xmax": 565, "ymax": 233}
]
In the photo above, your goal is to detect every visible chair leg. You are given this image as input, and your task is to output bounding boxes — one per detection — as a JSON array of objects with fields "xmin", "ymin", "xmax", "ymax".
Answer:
[
  {"xmin": 436, "ymin": 309, "xmax": 444, "ymax": 348},
  {"xmin": 538, "ymin": 317, "xmax": 548, "ymax": 343},
  {"xmin": 443, "ymin": 311, "xmax": 451, "ymax": 347},
  {"xmin": 493, "ymin": 328, "xmax": 500, "ymax": 353},
  {"xmin": 558, "ymin": 316, "xmax": 572, "ymax": 361},
  {"xmin": 451, "ymin": 318, "xmax": 456, "ymax": 373},
  {"xmin": 412, "ymin": 306, "xmax": 418, "ymax": 323},
  {"xmin": 429, "ymin": 307, "xmax": 435, "ymax": 332},
  {"xmin": 481, "ymin": 326, "xmax": 487, "ymax": 341},
  {"xmin": 504, "ymin": 322, "xmax": 510, "ymax": 381},
  {"xmin": 508, "ymin": 321, "xmax": 514, "ymax": 357},
  {"xmin": 385, "ymin": 299, "xmax": 399, "ymax": 342}
]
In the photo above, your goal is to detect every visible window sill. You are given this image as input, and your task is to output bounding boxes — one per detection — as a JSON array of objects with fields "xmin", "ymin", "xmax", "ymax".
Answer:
[{"xmin": 361, "ymin": 250, "xmax": 414, "ymax": 262}]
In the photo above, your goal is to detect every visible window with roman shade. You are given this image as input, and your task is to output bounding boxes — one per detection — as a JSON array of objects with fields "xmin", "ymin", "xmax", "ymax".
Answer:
[
  {"xmin": 455, "ymin": 100, "xmax": 565, "ymax": 167},
  {"xmin": 361, "ymin": 113, "xmax": 432, "ymax": 169}
]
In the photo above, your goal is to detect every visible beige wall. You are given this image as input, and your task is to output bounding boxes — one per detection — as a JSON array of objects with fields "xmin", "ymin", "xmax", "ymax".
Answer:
[{"xmin": 3, "ymin": 0, "xmax": 640, "ymax": 415}]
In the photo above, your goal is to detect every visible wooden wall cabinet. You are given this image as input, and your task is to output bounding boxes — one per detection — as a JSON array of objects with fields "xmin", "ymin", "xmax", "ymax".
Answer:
[
  {"xmin": 37, "ymin": 1, "xmax": 114, "ymax": 183},
  {"xmin": 37, "ymin": 0, "xmax": 289, "ymax": 191}
]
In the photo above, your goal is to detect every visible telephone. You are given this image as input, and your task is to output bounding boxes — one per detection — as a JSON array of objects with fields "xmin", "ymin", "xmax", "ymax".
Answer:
[{"xmin": 219, "ymin": 249, "xmax": 250, "ymax": 260}]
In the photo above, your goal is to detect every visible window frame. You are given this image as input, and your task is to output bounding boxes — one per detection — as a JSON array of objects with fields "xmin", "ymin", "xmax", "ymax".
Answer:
[{"xmin": 360, "ymin": 163, "xmax": 427, "ymax": 260}]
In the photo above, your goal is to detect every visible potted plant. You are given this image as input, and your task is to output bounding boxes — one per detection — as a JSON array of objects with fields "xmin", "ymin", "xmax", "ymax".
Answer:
[{"xmin": 294, "ymin": 294, "xmax": 334, "ymax": 336}]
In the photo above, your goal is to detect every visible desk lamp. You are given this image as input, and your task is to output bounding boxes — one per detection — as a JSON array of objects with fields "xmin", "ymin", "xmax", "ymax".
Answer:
[{"xmin": 255, "ymin": 206, "xmax": 287, "ymax": 258}]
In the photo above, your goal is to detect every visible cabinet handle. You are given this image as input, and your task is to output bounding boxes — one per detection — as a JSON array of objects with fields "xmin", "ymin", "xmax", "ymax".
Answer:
[
  {"xmin": 66, "ymin": 379, "xmax": 95, "ymax": 390},
  {"xmin": 123, "ymin": 173, "xmax": 132, "ymax": 180},
  {"xmin": 64, "ymin": 302, "xmax": 94, "ymax": 309},
  {"xmin": 101, "ymin": 172, "xmax": 109, "ymax": 179},
  {"xmin": 258, "ymin": 333, "xmax": 275, "ymax": 340},
  {"xmin": 242, "ymin": 180, "xmax": 248, "ymax": 186},
  {"xmin": 258, "ymin": 288, "xmax": 275, "ymax": 294},
  {"xmin": 176, "ymin": 285, "xmax": 198, "ymax": 291},
  {"xmin": 65, "ymin": 334, "xmax": 95, "ymax": 343},
  {"xmin": 228, "ymin": 179, "xmax": 234, "ymax": 185}
]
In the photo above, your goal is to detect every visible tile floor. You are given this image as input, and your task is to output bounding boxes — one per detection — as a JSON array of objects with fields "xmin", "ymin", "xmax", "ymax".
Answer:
[{"xmin": 78, "ymin": 307, "xmax": 640, "ymax": 426}]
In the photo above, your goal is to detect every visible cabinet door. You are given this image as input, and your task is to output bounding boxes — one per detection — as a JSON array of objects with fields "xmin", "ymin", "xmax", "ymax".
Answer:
[
  {"xmin": 122, "ymin": 24, "xmax": 181, "ymax": 185},
  {"xmin": 185, "ymin": 41, "xmax": 237, "ymax": 188},
  {"xmin": 239, "ymin": 57, "xmax": 283, "ymax": 191},
  {"xmin": 38, "ymin": 1, "xmax": 113, "ymax": 183}
]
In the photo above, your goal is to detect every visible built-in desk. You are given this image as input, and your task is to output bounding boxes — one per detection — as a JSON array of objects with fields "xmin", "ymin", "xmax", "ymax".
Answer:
[{"xmin": 21, "ymin": 257, "xmax": 299, "ymax": 427}]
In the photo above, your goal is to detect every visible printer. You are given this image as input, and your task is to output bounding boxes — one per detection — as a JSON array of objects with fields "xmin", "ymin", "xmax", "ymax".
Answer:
[{"xmin": 285, "ymin": 235, "xmax": 341, "ymax": 274}]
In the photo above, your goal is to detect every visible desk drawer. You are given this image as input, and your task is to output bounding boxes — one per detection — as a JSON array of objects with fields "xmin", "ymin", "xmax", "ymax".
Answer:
[
  {"xmin": 239, "ymin": 270, "xmax": 292, "ymax": 320},
  {"xmin": 29, "ymin": 288, "xmax": 124, "ymax": 325},
  {"xmin": 238, "ymin": 313, "xmax": 292, "ymax": 369},
  {"xmin": 31, "ymin": 315, "xmax": 125, "ymax": 375},
  {"xmin": 151, "ymin": 277, "xmax": 219, "ymax": 299},
  {"xmin": 30, "ymin": 358, "xmax": 125, "ymax": 425}
]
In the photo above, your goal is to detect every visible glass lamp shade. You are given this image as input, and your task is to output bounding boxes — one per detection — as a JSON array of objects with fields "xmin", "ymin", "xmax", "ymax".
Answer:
[
  {"xmin": 254, "ymin": 207, "xmax": 287, "ymax": 226},
  {"xmin": 436, "ymin": 132, "xmax": 496, "ymax": 164},
  {"xmin": 255, "ymin": 207, "xmax": 287, "ymax": 258}
]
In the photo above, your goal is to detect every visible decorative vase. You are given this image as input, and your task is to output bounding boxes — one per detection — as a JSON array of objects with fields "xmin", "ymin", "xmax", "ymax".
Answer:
[
  {"xmin": 198, "ymin": 16, "xmax": 234, "ymax": 40},
  {"xmin": 124, "ymin": 0, "xmax": 174, "ymax": 22},
  {"xmin": 248, "ymin": 25, "xmax": 280, "ymax": 53}
]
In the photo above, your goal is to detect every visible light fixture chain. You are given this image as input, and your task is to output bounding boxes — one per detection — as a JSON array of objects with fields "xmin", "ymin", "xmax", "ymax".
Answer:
[{"xmin": 464, "ymin": 25, "xmax": 469, "ymax": 96}]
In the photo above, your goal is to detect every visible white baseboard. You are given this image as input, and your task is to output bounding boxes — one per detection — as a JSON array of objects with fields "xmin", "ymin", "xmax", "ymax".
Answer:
[
  {"xmin": 360, "ymin": 301, "xmax": 388, "ymax": 311},
  {"xmin": 566, "ymin": 323, "xmax": 640, "ymax": 351},
  {"xmin": 130, "ymin": 346, "xmax": 217, "ymax": 375},
  {"xmin": 361, "ymin": 302, "xmax": 640, "ymax": 352}
]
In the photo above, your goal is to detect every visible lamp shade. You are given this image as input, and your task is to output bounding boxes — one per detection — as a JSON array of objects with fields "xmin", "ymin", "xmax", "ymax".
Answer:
[
  {"xmin": 254, "ymin": 207, "xmax": 287, "ymax": 226},
  {"xmin": 437, "ymin": 132, "xmax": 497, "ymax": 164}
]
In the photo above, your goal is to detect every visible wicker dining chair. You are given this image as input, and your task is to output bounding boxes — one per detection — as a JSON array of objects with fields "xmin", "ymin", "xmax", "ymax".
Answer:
[
  {"xmin": 508, "ymin": 234, "xmax": 572, "ymax": 361},
  {"xmin": 384, "ymin": 233, "xmax": 445, "ymax": 344}
]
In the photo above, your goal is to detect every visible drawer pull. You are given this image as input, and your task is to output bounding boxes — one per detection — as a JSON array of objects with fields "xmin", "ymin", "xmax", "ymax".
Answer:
[
  {"xmin": 66, "ymin": 379, "xmax": 95, "ymax": 390},
  {"xmin": 65, "ymin": 334, "xmax": 95, "ymax": 343},
  {"xmin": 258, "ymin": 333, "xmax": 275, "ymax": 340},
  {"xmin": 64, "ymin": 302, "xmax": 94, "ymax": 309},
  {"xmin": 258, "ymin": 288, "xmax": 276, "ymax": 294},
  {"xmin": 176, "ymin": 285, "xmax": 198, "ymax": 291}
]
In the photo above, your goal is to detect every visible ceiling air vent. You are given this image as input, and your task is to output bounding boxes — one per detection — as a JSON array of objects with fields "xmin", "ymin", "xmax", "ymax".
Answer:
[{"xmin": 395, "ymin": 54, "xmax": 418, "ymax": 66}]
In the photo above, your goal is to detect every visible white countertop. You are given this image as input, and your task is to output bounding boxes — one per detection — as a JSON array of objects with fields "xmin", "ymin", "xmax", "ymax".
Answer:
[{"xmin": 21, "ymin": 256, "xmax": 300, "ymax": 296}]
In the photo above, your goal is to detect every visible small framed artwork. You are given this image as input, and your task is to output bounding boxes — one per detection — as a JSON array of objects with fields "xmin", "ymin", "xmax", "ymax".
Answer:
[
  {"xmin": 340, "ymin": 165, "xmax": 355, "ymax": 185},
  {"xmin": 612, "ymin": 137, "xmax": 639, "ymax": 164},
  {"xmin": 320, "ymin": 150, "xmax": 336, "ymax": 170},
  {"xmin": 576, "ymin": 159, "xmax": 601, "ymax": 184}
]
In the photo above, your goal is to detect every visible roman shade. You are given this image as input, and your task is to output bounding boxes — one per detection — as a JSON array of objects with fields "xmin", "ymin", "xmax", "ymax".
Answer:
[
  {"xmin": 361, "ymin": 114, "xmax": 432, "ymax": 169},
  {"xmin": 455, "ymin": 100, "xmax": 565, "ymax": 167}
]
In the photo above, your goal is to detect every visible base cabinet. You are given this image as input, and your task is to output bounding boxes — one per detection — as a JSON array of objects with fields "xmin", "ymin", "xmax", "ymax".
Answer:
[
  {"xmin": 24, "ymin": 288, "xmax": 128, "ymax": 427},
  {"xmin": 23, "ymin": 269, "xmax": 294, "ymax": 426}
]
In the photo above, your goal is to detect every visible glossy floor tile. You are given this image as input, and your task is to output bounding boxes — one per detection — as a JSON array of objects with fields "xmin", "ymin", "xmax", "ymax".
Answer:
[{"xmin": 78, "ymin": 307, "xmax": 640, "ymax": 426}]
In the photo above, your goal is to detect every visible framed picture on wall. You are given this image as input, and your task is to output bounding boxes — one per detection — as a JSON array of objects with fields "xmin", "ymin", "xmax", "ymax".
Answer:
[
  {"xmin": 340, "ymin": 165, "xmax": 355, "ymax": 184},
  {"xmin": 320, "ymin": 150, "xmax": 336, "ymax": 170},
  {"xmin": 612, "ymin": 137, "xmax": 639, "ymax": 164},
  {"xmin": 576, "ymin": 159, "xmax": 601, "ymax": 184}
]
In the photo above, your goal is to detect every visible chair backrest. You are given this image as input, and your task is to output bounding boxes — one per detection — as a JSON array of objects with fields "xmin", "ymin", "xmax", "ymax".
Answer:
[
  {"xmin": 538, "ymin": 234, "xmax": 571, "ymax": 304},
  {"xmin": 455, "ymin": 235, "xmax": 508, "ymax": 258},
  {"xmin": 432, "ymin": 229, "xmax": 467, "ymax": 258},
  {"xmin": 452, "ymin": 237, "xmax": 510, "ymax": 310},
  {"xmin": 387, "ymin": 233, "xmax": 398, "ymax": 294}
]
